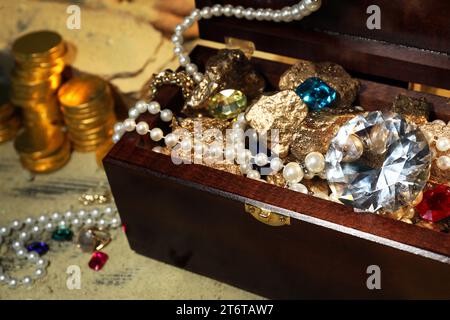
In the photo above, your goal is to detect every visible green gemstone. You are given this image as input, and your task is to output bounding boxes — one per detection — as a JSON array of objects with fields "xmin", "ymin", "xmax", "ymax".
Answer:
[
  {"xmin": 207, "ymin": 89, "xmax": 247, "ymax": 120},
  {"xmin": 51, "ymin": 227, "xmax": 73, "ymax": 241}
]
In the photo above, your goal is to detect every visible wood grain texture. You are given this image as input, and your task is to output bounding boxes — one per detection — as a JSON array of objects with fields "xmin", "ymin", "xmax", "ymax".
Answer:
[
  {"xmin": 104, "ymin": 45, "xmax": 450, "ymax": 298},
  {"xmin": 196, "ymin": 0, "xmax": 450, "ymax": 89}
]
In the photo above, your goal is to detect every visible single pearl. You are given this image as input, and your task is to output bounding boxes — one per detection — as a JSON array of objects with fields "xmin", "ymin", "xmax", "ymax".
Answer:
[
  {"xmin": 77, "ymin": 209, "xmax": 88, "ymax": 219},
  {"xmin": 171, "ymin": 34, "xmax": 183, "ymax": 45},
  {"xmin": 24, "ymin": 217, "xmax": 34, "ymax": 225},
  {"xmin": 110, "ymin": 217, "xmax": 121, "ymax": 228},
  {"xmin": 64, "ymin": 210, "xmax": 73, "ymax": 219},
  {"xmin": 190, "ymin": 9, "xmax": 201, "ymax": 20},
  {"xmin": 0, "ymin": 226, "xmax": 11, "ymax": 236},
  {"xmin": 11, "ymin": 220, "xmax": 22, "ymax": 230},
  {"xmin": 136, "ymin": 121, "xmax": 149, "ymax": 135},
  {"xmin": 71, "ymin": 218, "xmax": 82, "ymax": 228},
  {"xmin": 193, "ymin": 72, "xmax": 204, "ymax": 83},
  {"xmin": 240, "ymin": 162, "xmax": 252, "ymax": 174},
  {"xmin": 44, "ymin": 222, "xmax": 54, "ymax": 232},
  {"xmin": 85, "ymin": 218, "xmax": 94, "ymax": 227},
  {"xmin": 273, "ymin": 11, "xmax": 282, "ymax": 22},
  {"xmin": 31, "ymin": 225, "xmax": 41, "ymax": 234},
  {"xmin": 243, "ymin": 8, "xmax": 255, "ymax": 20},
  {"xmin": 174, "ymin": 24, "xmax": 184, "ymax": 34},
  {"xmin": 304, "ymin": 152, "xmax": 325, "ymax": 174},
  {"xmin": 8, "ymin": 278, "xmax": 18, "ymax": 289},
  {"xmin": 211, "ymin": 4, "xmax": 222, "ymax": 16},
  {"xmin": 281, "ymin": 7, "xmax": 293, "ymax": 22},
  {"xmin": 173, "ymin": 45, "xmax": 184, "ymax": 55},
  {"xmin": 22, "ymin": 276, "xmax": 33, "ymax": 287},
  {"xmin": 160, "ymin": 109, "xmax": 173, "ymax": 122},
  {"xmin": 247, "ymin": 169, "xmax": 261, "ymax": 180},
  {"xmin": 135, "ymin": 100, "xmax": 148, "ymax": 113},
  {"xmin": 37, "ymin": 215, "xmax": 47, "ymax": 224},
  {"xmin": 232, "ymin": 6, "xmax": 244, "ymax": 18},
  {"xmin": 112, "ymin": 133, "xmax": 121, "ymax": 143},
  {"xmin": 149, "ymin": 128, "xmax": 164, "ymax": 142},
  {"xmin": 164, "ymin": 133, "xmax": 178, "ymax": 147},
  {"xmin": 97, "ymin": 219, "xmax": 107, "ymax": 228},
  {"xmin": 36, "ymin": 258, "xmax": 49, "ymax": 268},
  {"xmin": 16, "ymin": 249, "xmax": 26, "ymax": 258},
  {"xmin": 12, "ymin": 240, "xmax": 23, "ymax": 250},
  {"xmin": 283, "ymin": 162, "xmax": 304, "ymax": 183},
  {"xmin": 104, "ymin": 207, "xmax": 115, "ymax": 216},
  {"xmin": 223, "ymin": 4, "xmax": 233, "ymax": 16},
  {"xmin": 179, "ymin": 54, "xmax": 190, "ymax": 66},
  {"xmin": 59, "ymin": 220, "xmax": 69, "ymax": 228},
  {"xmin": 436, "ymin": 155, "xmax": 450, "ymax": 170},
  {"xmin": 255, "ymin": 153, "xmax": 268, "ymax": 166},
  {"xmin": 200, "ymin": 7, "xmax": 213, "ymax": 19},
  {"xmin": 289, "ymin": 183, "xmax": 308, "ymax": 194},
  {"xmin": 51, "ymin": 212, "xmax": 61, "ymax": 221},
  {"xmin": 128, "ymin": 107, "xmax": 139, "ymax": 119},
  {"xmin": 305, "ymin": 0, "xmax": 322, "ymax": 11},
  {"xmin": 123, "ymin": 118, "xmax": 136, "ymax": 132},
  {"xmin": 432, "ymin": 119, "xmax": 446, "ymax": 126},
  {"xmin": 0, "ymin": 275, "xmax": 8, "ymax": 284},
  {"xmin": 34, "ymin": 268, "xmax": 46, "ymax": 279},
  {"xmin": 182, "ymin": 17, "xmax": 194, "ymax": 28},
  {"xmin": 185, "ymin": 63, "xmax": 198, "ymax": 75},
  {"xmin": 263, "ymin": 8, "xmax": 273, "ymax": 20},
  {"xmin": 148, "ymin": 102, "xmax": 161, "ymax": 115},
  {"xmin": 436, "ymin": 137, "xmax": 450, "ymax": 152},
  {"xmin": 18, "ymin": 231, "xmax": 29, "ymax": 242},
  {"xmin": 27, "ymin": 252, "xmax": 39, "ymax": 262},
  {"xmin": 255, "ymin": 8, "xmax": 265, "ymax": 20}
]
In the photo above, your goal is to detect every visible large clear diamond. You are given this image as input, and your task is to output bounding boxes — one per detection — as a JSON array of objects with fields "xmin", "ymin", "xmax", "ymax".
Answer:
[{"xmin": 325, "ymin": 111, "xmax": 431, "ymax": 212}]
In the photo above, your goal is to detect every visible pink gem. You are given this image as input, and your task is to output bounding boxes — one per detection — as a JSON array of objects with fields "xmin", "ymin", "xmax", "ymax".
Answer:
[
  {"xmin": 88, "ymin": 251, "xmax": 109, "ymax": 271},
  {"xmin": 416, "ymin": 184, "xmax": 450, "ymax": 222}
]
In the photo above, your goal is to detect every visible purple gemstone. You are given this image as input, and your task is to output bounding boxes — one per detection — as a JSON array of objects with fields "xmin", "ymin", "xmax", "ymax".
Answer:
[{"xmin": 26, "ymin": 242, "xmax": 49, "ymax": 255}]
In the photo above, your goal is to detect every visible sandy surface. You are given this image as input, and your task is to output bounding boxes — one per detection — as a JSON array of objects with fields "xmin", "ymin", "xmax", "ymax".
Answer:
[{"xmin": 0, "ymin": 0, "xmax": 260, "ymax": 300}]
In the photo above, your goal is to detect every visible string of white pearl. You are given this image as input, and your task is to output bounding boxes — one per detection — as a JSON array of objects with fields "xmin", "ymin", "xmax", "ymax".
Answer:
[
  {"xmin": 170, "ymin": 0, "xmax": 322, "ymax": 83},
  {"xmin": 422, "ymin": 120, "xmax": 450, "ymax": 171},
  {"xmin": 113, "ymin": 100, "xmax": 330, "ymax": 199},
  {"xmin": 0, "ymin": 206, "xmax": 120, "ymax": 289}
]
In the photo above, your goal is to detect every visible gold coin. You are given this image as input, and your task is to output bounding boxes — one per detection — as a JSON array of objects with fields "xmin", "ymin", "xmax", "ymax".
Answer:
[
  {"xmin": 65, "ymin": 114, "xmax": 116, "ymax": 131},
  {"xmin": 21, "ymin": 147, "xmax": 70, "ymax": 173},
  {"xmin": 14, "ymin": 126, "xmax": 65, "ymax": 160},
  {"xmin": 12, "ymin": 70, "xmax": 62, "ymax": 88},
  {"xmin": 21, "ymin": 136, "xmax": 70, "ymax": 165},
  {"xmin": 12, "ymin": 31, "xmax": 64, "ymax": 60},
  {"xmin": 61, "ymin": 96, "xmax": 114, "ymax": 117},
  {"xmin": 58, "ymin": 75, "xmax": 108, "ymax": 108},
  {"xmin": 96, "ymin": 140, "xmax": 114, "ymax": 168}
]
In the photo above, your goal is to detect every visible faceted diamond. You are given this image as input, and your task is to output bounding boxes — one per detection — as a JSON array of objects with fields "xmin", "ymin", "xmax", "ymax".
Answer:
[
  {"xmin": 295, "ymin": 77, "xmax": 337, "ymax": 111},
  {"xmin": 416, "ymin": 185, "xmax": 450, "ymax": 222},
  {"xmin": 26, "ymin": 242, "xmax": 49, "ymax": 255},
  {"xmin": 325, "ymin": 111, "xmax": 431, "ymax": 212},
  {"xmin": 207, "ymin": 89, "xmax": 247, "ymax": 119},
  {"xmin": 88, "ymin": 251, "xmax": 109, "ymax": 271},
  {"xmin": 51, "ymin": 226, "xmax": 73, "ymax": 241}
]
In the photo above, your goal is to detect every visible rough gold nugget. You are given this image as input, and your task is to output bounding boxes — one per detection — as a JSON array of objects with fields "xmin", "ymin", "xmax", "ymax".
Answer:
[
  {"xmin": 279, "ymin": 61, "xmax": 359, "ymax": 110},
  {"xmin": 392, "ymin": 94, "xmax": 431, "ymax": 126},
  {"xmin": 184, "ymin": 49, "xmax": 265, "ymax": 115},
  {"xmin": 245, "ymin": 90, "xmax": 308, "ymax": 157}
]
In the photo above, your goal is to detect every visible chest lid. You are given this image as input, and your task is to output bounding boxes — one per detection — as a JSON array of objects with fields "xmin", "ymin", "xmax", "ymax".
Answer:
[{"xmin": 196, "ymin": 0, "xmax": 450, "ymax": 90}]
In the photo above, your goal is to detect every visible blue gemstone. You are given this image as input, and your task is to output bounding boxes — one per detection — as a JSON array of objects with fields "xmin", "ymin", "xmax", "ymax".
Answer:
[
  {"xmin": 295, "ymin": 77, "xmax": 337, "ymax": 111},
  {"xmin": 26, "ymin": 242, "xmax": 49, "ymax": 255}
]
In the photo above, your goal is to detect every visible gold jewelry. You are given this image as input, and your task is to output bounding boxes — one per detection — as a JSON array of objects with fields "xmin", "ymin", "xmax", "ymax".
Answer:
[{"xmin": 141, "ymin": 70, "xmax": 195, "ymax": 102}]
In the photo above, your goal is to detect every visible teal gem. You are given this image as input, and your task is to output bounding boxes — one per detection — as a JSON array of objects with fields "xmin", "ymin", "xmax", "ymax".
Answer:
[
  {"xmin": 51, "ymin": 227, "xmax": 73, "ymax": 241},
  {"xmin": 295, "ymin": 77, "xmax": 337, "ymax": 111}
]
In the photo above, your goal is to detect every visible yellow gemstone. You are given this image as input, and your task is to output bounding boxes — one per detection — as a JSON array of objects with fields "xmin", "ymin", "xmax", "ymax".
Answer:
[{"xmin": 207, "ymin": 89, "xmax": 247, "ymax": 120}]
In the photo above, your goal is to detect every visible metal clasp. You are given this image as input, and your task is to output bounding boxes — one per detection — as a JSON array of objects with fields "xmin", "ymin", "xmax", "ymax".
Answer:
[{"xmin": 244, "ymin": 203, "xmax": 290, "ymax": 227}]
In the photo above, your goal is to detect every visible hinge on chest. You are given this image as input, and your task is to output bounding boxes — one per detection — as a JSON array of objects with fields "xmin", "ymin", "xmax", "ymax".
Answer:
[{"xmin": 244, "ymin": 203, "xmax": 291, "ymax": 227}]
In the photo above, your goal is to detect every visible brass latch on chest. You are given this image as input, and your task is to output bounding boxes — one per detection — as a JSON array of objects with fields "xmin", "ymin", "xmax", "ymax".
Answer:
[{"xmin": 244, "ymin": 203, "xmax": 290, "ymax": 227}]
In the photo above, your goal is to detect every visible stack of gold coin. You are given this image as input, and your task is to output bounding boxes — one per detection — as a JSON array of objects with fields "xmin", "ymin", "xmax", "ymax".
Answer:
[
  {"xmin": 0, "ymin": 102, "xmax": 21, "ymax": 143},
  {"xmin": 58, "ymin": 75, "xmax": 116, "ymax": 152},
  {"xmin": 10, "ymin": 30, "xmax": 68, "ymax": 127},
  {"xmin": 14, "ymin": 125, "xmax": 70, "ymax": 173}
]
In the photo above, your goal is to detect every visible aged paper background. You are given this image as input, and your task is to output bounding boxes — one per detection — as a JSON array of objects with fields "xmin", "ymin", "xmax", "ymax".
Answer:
[{"xmin": 0, "ymin": 0, "xmax": 260, "ymax": 299}]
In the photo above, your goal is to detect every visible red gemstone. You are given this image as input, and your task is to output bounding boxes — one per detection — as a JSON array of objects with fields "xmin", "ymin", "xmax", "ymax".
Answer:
[
  {"xmin": 88, "ymin": 251, "xmax": 109, "ymax": 271},
  {"xmin": 416, "ymin": 185, "xmax": 450, "ymax": 222}
]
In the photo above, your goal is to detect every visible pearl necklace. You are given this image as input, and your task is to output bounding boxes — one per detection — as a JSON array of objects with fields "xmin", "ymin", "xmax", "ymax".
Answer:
[
  {"xmin": 0, "ymin": 206, "xmax": 121, "ymax": 289},
  {"xmin": 112, "ymin": 1, "xmax": 327, "ymax": 196}
]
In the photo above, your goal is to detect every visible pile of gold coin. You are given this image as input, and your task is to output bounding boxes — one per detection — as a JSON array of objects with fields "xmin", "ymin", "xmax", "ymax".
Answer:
[
  {"xmin": 58, "ymin": 75, "xmax": 116, "ymax": 152},
  {"xmin": 14, "ymin": 125, "xmax": 70, "ymax": 173},
  {"xmin": 10, "ymin": 30, "xmax": 72, "ymax": 173},
  {"xmin": 10, "ymin": 30, "xmax": 69, "ymax": 126}
]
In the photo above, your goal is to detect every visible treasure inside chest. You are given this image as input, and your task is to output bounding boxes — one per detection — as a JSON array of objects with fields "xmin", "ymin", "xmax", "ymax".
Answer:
[{"xmin": 104, "ymin": 0, "xmax": 450, "ymax": 299}]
